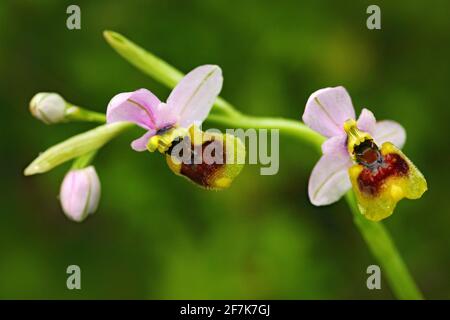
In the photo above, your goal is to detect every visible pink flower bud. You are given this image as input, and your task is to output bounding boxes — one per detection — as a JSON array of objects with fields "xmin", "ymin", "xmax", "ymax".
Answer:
[{"xmin": 59, "ymin": 166, "xmax": 101, "ymax": 222}]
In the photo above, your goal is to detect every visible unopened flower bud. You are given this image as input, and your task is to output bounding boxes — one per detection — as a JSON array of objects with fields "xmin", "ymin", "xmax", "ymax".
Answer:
[
  {"xmin": 59, "ymin": 166, "xmax": 101, "ymax": 222},
  {"xmin": 29, "ymin": 92, "xmax": 68, "ymax": 124}
]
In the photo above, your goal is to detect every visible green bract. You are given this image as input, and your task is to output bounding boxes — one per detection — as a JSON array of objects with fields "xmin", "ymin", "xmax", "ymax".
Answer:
[{"xmin": 24, "ymin": 122, "xmax": 133, "ymax": 176}]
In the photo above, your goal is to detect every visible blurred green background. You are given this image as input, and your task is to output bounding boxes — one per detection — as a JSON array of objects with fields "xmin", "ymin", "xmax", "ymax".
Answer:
[{"xmin": 0, "ymin": 0, "xmax": 448, "ymax": 299}]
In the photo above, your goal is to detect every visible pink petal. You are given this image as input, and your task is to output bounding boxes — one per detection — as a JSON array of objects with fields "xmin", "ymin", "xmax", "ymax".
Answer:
[
  {"xmin": 84, "ymin": 167, "xmax": 101, "ymax": 215},
  {"xmin": 167, "ymin": 65, "xmax": 223, "ymax": 128},
  {"xmin": 357, "ymin": 108, "xmax": 376, "ymax": 134},
  {"xmin": 303, "ymin": 86, "xmax": 356, "ymax": 137},
  {"xmin": 308, "ymin": 153, "xmax": 352, "ymax": 206},
  {"xmin": 153, "ymin": 103, "xmax": 178, "ymax": 129},
  {"xmin": 372, "ymin": 120, "xmax": 406, "ymax": 149},
  {"xmin": 106, "ymin": 89, "xmax": 161, "ymax": 129},
  {"xmin": 131, "ymin": 130, "xmax": 156, "ymax": 152},
  {"xmin": 60, "ymin": 166, "xmax": 101, "ymax": 222},
  {"xmin": 321, "ymin": 134, "xmax": 348, "ymax": 156},
  {"xmin": 60, "ymin": 170, "xmax": 88, "ymax": 221}
]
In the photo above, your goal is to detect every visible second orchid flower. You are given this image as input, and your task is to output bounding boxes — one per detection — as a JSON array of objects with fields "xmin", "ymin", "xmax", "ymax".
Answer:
[{"xmin": 303, "ymin": 86, "xmax": 427, "ymax": 221}]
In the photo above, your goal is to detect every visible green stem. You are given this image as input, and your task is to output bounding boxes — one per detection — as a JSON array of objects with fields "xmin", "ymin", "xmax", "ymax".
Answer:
[
  {"xmin": 71, "ymin": 150, "xmax": 98, "ymax": 169},
  {"xmin": 345, "ymin": 192, "xmax": 423, "ymax": 299},
  {"xmin": 207, "ymin": 113, "xmax": 325, "ymax": 152},
  {"xmin": 66, "ymin": 106, "xmax": 106, "ymax": 123}
]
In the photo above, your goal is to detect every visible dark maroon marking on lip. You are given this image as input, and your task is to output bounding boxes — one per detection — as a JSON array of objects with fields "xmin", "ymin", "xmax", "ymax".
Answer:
[
  {"xmin": 179, "ymin": 139, "xmax": 226, "ymax": 188},
  {"xmin": 357, "ymin": 153, "xmax": 409, "ymax": 196}
]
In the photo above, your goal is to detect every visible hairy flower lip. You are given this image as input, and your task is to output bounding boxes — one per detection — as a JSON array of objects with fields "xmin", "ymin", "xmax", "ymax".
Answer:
[
  {"xmin": 349, "ymin": 142, "xmax": 427, "ymax": 221},
  {"xmin": 357, "ymin": 152, "xmax": 409, "ymax": 196},
  {"xmin": 165, "ymin": 127, "xmax": 245, "ymax": 190}
]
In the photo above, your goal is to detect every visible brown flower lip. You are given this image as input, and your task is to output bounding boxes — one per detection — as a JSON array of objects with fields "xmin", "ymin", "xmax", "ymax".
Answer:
[
  {"xmin": 357, "ymin": 152, "xmax": 409, "ymax": 196},
  {"xmin": 167, "ymin": 138, "xmax": 226, "ymax": 188}
]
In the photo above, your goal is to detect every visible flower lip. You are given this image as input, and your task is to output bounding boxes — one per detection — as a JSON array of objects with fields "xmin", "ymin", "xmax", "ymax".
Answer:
[
  {"xmin": 357, "ymin": 152, "xmax": 409, "ymax": 196},
  {"xmin": 179, "ymin": 139, "xmax": 226, "ymax": 188},
  {"xmin": 165, "ymin": 126, "xmax": 246, "ymax": 190},
  {"xmin": 349, "ymin": 142, "xmax": 427, "ymax": 221}
]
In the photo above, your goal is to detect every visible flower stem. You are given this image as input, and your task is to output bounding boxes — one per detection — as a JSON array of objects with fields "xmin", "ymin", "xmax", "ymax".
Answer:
[
  {"xmin": 345, "ymin": 192, "xmax": 423, "ymax": 299},
  {"xmin": 207, "ymin": 113, "xmax": 324, "ymax": 152},
  {"xmin": 66, "ymin": 106, "xmax": 106, "ymax": 123},
  {"xmin": 71, "ymin": 150, "xmax": 98, "ymax": 169},
  {"xmin": 103, "ymin": 30, "xmax": 424, "ymax": 299}
]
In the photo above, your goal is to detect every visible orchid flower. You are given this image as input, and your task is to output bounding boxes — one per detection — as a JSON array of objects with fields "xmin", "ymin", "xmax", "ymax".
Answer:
[
  {"xmin": 303, "ymin": 86, "xmax": 427, "ymax": 221},
  {"xmin": 106, "ymin": 65, "xmax": 245, "ymax": 189}
]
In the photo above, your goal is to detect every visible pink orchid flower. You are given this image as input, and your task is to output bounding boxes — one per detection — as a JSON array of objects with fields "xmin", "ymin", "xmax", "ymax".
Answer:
[
  {"xmin": 302, "ymin": 86, "xmax": 426, "ymax": 221},
  {"xmin": 106, "ymin": 65, "xmax": 222, "ymax": 152},
  {"xmin": 105, "ymin": 65, "xmax": 245, "ymax": 190}
]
